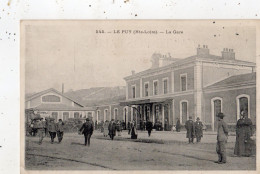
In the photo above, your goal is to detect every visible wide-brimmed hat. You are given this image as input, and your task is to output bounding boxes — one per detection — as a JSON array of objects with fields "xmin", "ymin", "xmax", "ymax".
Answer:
[{"xmin": 217, "ymin": 112, "xmax": 225, "ymax": 118}]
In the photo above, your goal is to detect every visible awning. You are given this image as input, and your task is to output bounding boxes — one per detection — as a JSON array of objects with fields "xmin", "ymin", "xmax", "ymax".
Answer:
[
  {"xmin": 120, "ymin": 97, "xmax": 172, "ymax": 106},
  {"xmin": 120, "ymin": 99, "xmax": 150, "ymax": 106}
]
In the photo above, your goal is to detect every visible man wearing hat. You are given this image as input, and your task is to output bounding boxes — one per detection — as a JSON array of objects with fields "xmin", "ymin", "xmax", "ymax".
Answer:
[
  {"xmin": 185, "ymin": 116, "xmax": 195, "ymax": 144},
  {"xmin": 195, "ymin": 117, "xmax": 203, "ymax": 142},
  {"xmin": 48, "ymin": 118, "xmax": 57, "ymax": 144},
  {"xmin": 216, "ymin": 112, "xmax": 229, "ymax": 164},
  {"xmin": 108, "ymin": 119, "xmax": 116, "ymax": 140},
  {"xmin": 79, "ymin": 118, "xmax": 93, "ymax": 146}
]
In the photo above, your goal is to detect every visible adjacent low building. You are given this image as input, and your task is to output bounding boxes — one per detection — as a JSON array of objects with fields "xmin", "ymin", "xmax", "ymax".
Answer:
[
  {"xmin": 25, "ymin": 88, "xmax": 96, "ymax": 122},
  {"xmin": 120, "ymin": 45, "xmax": 256, "ymax": 131}
]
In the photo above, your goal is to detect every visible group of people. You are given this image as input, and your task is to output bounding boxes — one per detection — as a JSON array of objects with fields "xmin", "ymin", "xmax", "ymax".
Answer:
[
  {"xmin": 32, "ymin": 117, "xmax": 65, "ymax": 145},
  {"xmin": 102, "ymin": 119, "xmax": 123, "ymax": 140},
  {"xmin": 183, "ymin": 111, "xmax": 254, "ymax": 164},
  {"xmin": 184, "ymin": 117, "xmax": 204, "ymax": 143}
]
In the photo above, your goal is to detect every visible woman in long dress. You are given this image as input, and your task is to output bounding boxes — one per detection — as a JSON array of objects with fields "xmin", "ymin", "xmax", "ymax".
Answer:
[
  {"xmin": 234, "ymin": 111, "xmax": 253, "ymax": 157},
  {"xmin": 103, "ymin": 120, "xmax": 109, "ymax": 137}
]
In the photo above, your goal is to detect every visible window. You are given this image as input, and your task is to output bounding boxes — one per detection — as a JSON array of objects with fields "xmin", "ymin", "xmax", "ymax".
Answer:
[
  {"xmin": 74, "ymin": 112, "xmax": 79, "ymax": 119},
  {"xmin": 104, "ymin": 109, "xmax": 108, "ymax": 121},
  {"xmin": 163, "ymin": 78, "xmax": 168, "ymax": 94},
  {"xmin": 132, "ymin": 85, "xmax": 136, "ymax": 98},
  {"xmin": 153, "ymin": 81, "xmax": 158, "ymax": 95},
  {"xmin": 52, "ymin": 112, "xmax": 58, "ymax": 121},
  {"xmin": 114, "ymin": 108, "xmax": 118, "ymax": 120},
  {"xmin": 144, "ymin": 83, "xmax": 149, "ymax": 97},
  {"xmin": 42, "ymin": 95, "xmax": 61, "ymax": 103},
  {"xmin": 97, "ymin": 110, "xmax": 100, "ymax": 122},
  {"xmin": 236, "ymin": 94, "xmax": 250, "ymax": 120},
  {"xmin": 180, "ymin": 74, "xmax": 187, "ymax": 91},
  {"xmin": 63, "ymin": 112, "xmax": 69, "ymax": 121},
  {"xmin": 180, "ymin": 101, "xmax": 188, "ymax": 124}
]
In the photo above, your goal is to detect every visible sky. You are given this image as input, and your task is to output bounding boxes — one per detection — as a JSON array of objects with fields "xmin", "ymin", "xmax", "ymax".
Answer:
[{"xmin": 22, "ymin": 20, "xmax": 256, "ymax": 94}]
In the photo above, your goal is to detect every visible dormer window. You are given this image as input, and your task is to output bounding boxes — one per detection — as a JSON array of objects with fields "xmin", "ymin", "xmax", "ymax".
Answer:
[{"xmin": 42, "ymin": 94, "xmax": 61, "ymax": 103}]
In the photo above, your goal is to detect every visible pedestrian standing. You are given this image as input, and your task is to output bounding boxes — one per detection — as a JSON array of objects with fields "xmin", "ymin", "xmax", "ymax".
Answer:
[
  {"xmin": 130, "ymin": 121, "xmax": 138, "ymax": 139},
  {"xmin": 234, "ymin": 111, "xmax": 253, "ymax": 157},
  {"xmin": 37, "ymin": 118, "xmax": 45, "ymax": 145},
  {"xmin": 103, "ymin": 120, "xmax": 109, "ymax": 137},
  {"xmin": 185, "ymin": 116, "xmax": 195, "ymax": 144},
  {"xmin": 48, "ymin": 118, "xmax": 57, "ymax": 144},
  {"xmin": 176, "ymin": 118, "xmax": 181, "ymax": 132},
  {"xmin": 195, "ymin": 117, "xmax": 203, "ymax": 142},
  {"xmin": 215, "ymin": 112, "xmax": 228, "ymax": 164},
  {"xmin": 56, "ymin": 119, "xmax": 65, "ymax": 143},
  {"xmin": 146, "ymin": 119, "xmax": 153, "ymax": 137},
  {"xmin": 116, "ymin": 120, "xmax": 122, "ymax": 136},
  {"xmin": 79, "ymin": 118, "xmax": 93, "ymax": 146},
  {"xmin": 108, "ymin": 119, "xmax": 116, "ymax": 140}
]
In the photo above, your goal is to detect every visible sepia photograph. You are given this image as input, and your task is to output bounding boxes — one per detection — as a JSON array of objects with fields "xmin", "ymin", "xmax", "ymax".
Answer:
[{"xmin": 21, "ymin": 20, "xmax": 257, "ymax": 171}]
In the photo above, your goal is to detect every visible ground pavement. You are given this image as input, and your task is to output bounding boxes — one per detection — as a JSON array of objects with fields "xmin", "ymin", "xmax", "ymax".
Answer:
[{"xmin": 25, "ymin": 130, "xmax": 256, "ymax": 170}]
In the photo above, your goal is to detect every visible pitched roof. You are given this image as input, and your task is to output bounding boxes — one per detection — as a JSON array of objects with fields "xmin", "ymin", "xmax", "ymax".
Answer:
[
  {"xmin": 124, "ymin": 53, "xmax": 255, "ymax": 80},
  {"xmin": 205, "ymin": 72, "xmax": 256, "ymax": 89},
  {"xmin": 25, "ymin": 88, "xmax": 85, "ymax": 107}
]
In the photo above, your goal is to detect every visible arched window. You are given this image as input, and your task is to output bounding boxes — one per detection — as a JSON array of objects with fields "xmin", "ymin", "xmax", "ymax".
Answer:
[
  {"xmin": 114, "ymin": 108, "xmax": 118, "ymax": 120},
  {"xmin": 97, "ymin": 110, "xmax": 100, "ymax": 122},
  {"xmin": 236, "ymin": 94, "xmax": 250, "ymax": 120},
  {"xmin": 42, "ymin": 94, "xmax": 61, "ymax": 103},
  {"xmin": 180, "ymin": 100, "xmax": 188, "ymax": 124}
]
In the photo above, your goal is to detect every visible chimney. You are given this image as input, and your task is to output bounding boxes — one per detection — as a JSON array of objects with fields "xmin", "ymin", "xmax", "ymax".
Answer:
[
  {"xmin": 62, "ymin": 83, "xmax": 64, "ymax": 94},
  {"xmin": 197, "ymin": 44, "xmax": 209, "ymax": 57},
  {"xmin": 131, "ymin": 70, "xmax": 135, "ymax": 75},
  {"xmin": 151, "ymin": 53, "xmax": 160, "ymax": 69},
  {"xmin": 221, "ymin": 48, "xmax": 235, "ymax": 60}
]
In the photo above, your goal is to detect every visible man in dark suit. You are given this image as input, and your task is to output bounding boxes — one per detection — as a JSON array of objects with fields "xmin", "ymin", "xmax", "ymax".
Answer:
[
  {"xmin": 146, "ymin": 119, "xmax": 153, "ymax": 137},
  {"xmin": 79, "ymin": 118, "xmax": 93, "ymax": 146},
  {"xmin": 108, "ymin": 119, "xmax": 116, "ymax": 140},
  {"xmin": 215, "ymin": 112, "xmax": 229, "ymax": 164},
  {"xmin": 185, "ymin": 116, "xmax": 195, "ymax": 144}
]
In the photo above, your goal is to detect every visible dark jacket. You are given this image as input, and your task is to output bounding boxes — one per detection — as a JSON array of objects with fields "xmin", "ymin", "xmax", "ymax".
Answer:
[
  {"xmin": 79, "ymin": 121, "xmax": 93, "ymax": 135},
  {"xmin": 48, "ymin": 122, "xmax": 57, "ymax": 132},
  {"xmin": 217, "ymin": 119, "xmax": 228, "ymax": 142},
  {"xmin": 108, "ymin": 121, "xmax": 116, "ymax": 135},
  {"xmin": 56, "ymin": 122, "xmax": 65, "ymax": 132},
  {"xmin": 185, "ymin": 120, "xmax": 195, "ymax": 138},
  {"xmin": 195, "ymin": 121, "xmax": 203, "ymax": 137},
  {"xmin": 146, "ymin": 121, "xmax": 153, "ymax": 131}
]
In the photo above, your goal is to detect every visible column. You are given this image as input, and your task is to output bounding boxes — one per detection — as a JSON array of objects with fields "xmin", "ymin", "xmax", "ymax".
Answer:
[
  {"xmin": 140, "ymin": 78, "xmax": 143, "ymax": 98},
  {"xmin": 126, "ymin": 82, "xmax": 129, "ymax": 100},
  {"xmin": 162, "ymin": 105, "xmax": 165, "ymax": 130},
  {"xmin": 172, "ymin": 99, "xmax": 175, "ymax": 125},
  {"xmin": 109, "ymin": 105, "xmax": 112, "ymax": 121},
  {"xmin": 131, "ymin": 107, "xmax": 133, "ymax": 121},
  {"xmin": 152, "ymin": 104, "xmax": 155, "ymax": 123},
  {"xmin": 171, "ymin": 71, "xmax": 175, "ymax": 93},
  {"xmin": 194, "ymin": 62, "xmax": 202, "ymax": 119}
]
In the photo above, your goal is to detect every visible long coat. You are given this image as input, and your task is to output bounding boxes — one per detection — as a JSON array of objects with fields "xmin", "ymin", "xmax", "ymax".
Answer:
[
  {"xmin": 234, "ymin": 118, "xmax": 253, "ymax": 156},
  {"xmin": 108, "ymin": 121, "xmax": 116, "ymax": 136},
  {"xmin": 103, "ymin": 121, "xmax": 109, "ymax": 136},
  {"xmin": 146, "ymin": 121, "xmax": 153, "ymax": 131},
  {"xmin": 185, "ymin": 120, "xmax": 195, "ymax": 138},
  {"xmin": 176, "ymin": 119, "xmax": 181, "ymax": 131},
  {"xmin": 79, "ymin": 121, "xmax": 93, "ymax": 135},
  {"xmin": 195, "ymin": 121, "xmax": 203, "ymax": 138}
]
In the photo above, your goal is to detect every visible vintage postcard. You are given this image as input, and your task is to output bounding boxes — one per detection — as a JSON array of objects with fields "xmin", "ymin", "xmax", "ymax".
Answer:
[{"xmin": 20, "ymin": 20, "xmax": 259, "ymax": 172}]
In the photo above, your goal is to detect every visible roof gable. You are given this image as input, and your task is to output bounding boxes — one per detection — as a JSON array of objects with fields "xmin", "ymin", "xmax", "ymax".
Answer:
[{"xmin": 26, "ymin": 88, "xmax": 85, "ymax": 107}]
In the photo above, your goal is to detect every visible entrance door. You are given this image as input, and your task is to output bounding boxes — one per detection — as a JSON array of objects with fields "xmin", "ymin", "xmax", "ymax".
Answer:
[
  {"xmin": 164, "ymin": 105, "xmax": 169, "ymax": 131},
  {"xmin": 213, "ymin": 99, "xmax": 222, "ymax": 131}
]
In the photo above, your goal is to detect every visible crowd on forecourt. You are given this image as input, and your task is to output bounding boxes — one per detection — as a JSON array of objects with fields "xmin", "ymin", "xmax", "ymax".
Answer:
[{"xmin": 27, "ymin": 110, "xmax": 255, "ymax": 164}]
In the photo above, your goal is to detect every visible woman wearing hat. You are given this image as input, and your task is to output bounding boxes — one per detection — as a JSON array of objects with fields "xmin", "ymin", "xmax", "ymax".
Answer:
[
  {"xmin": 195, "ymin": 117, "xmax": 203, "ymax": 142},
  {"xmin": 234, "ymin": 110, "xmax": 253, "ymax": 157}
]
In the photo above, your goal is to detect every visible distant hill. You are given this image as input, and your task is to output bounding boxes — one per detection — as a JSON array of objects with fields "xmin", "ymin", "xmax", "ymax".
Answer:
[{"xmin": 65, "ymin": 86, "xmax": 126, "ymax": 107}]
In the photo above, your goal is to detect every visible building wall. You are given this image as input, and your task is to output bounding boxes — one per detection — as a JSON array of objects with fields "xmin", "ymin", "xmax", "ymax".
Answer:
[
  {"xmin": 174, "ymin": 66, "xmax": 194, "ymax": 92},
  {"xmin": 202, "ymin": 65, "xmax": 253, "ymax": 87},
  {"xmin": 173, "ymin": 94, "xmax": 195, "ymax": 124},
  {"xmin": 203, "ymin": 87, "xmax": 256, "ymax": 129},
  {"xmin": 127, "ymin": 79, "xmax": 141, "ymax": 99},
  {"xmin": 142, "ymin": 71, "xmax": 172, "ymax": 97}
]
